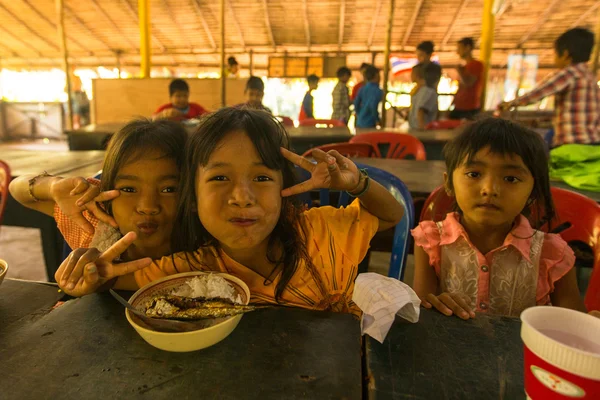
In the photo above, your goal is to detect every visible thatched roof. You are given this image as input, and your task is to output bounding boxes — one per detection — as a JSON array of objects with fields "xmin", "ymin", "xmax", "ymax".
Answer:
[{"xmin": 0, "ymin": 0, "xmax": 599, "ymax": 71}]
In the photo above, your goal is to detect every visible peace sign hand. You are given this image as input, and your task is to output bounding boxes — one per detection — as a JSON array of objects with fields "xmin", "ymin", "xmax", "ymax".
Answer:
[
  {"xmin": 280, "ymin": 148, "xmax": 361, "ymax": 197},
  {"xmin": 55, "ymin": 232, "xmax": 152, "ymax": 297}
]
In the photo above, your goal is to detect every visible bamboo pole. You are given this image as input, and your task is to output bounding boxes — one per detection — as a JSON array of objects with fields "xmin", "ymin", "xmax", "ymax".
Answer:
[
  {"xmin": 56, "ymin": 0, "xmax": 73, "ymax": 130},
  {"xmin": 249, "ymin": 49, "xmax": 254, "ymax": 76},
  {"xmin": 480, "ymin": 0, "xmax": 495, "ymax": 110},
  {"xmin": 381, "ymin": 0, "xmax": 395, "ymax": 128},
  {"xmin": 220, "ymin": 0, "xmax": 226, "ymax": 107},
  {"xmin": 115, "ymin": 50, "xmax": 122, "ymax": 79},
  {"xmin": 138, "ymin": 0, "xmax": 151, "ymax": 78}
]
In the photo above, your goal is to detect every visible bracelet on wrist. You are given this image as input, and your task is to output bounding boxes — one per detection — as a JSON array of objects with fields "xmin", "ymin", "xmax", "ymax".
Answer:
[
  {"xmin": 347, "ymin": 169, "xmax": 370, "ymax": 198},
  {"xmin": 28, "ymin": 171, "xmax": 52, "ymax": 202}
]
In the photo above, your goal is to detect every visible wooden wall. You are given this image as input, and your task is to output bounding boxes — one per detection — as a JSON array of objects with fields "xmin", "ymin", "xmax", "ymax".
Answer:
[{"xmin": 91, "ymin": 78, "xmax": 247, "ymax": 124}]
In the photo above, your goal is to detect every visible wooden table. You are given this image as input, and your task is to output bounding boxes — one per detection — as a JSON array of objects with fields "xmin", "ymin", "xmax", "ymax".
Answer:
[
  {"xmin": 365, "ymin": 308, "xmax": 524, "ymax": 399},
  {"xmin": 3, "ymin": 150, "xmax": 106, "ymax": 280},
  {"xmin": 66, "ymin": 123, "xmax": 352, "ymax": 155},
  {"xmin": 1, "ymin": 280, "xmax": 362, "ymax": 400},
  {"xmin": 355, "ymin": 158, "xmax": 600, "ymax": 202}
]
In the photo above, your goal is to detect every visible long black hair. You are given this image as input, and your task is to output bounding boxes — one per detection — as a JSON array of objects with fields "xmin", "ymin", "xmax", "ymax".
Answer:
[
  {"xmin": 443, "ymin": 117, "xmax": 555, "ymax": 230},
  {"xmin": 171, "ymin": 107, "xmax": 311, "ymax": 301}
]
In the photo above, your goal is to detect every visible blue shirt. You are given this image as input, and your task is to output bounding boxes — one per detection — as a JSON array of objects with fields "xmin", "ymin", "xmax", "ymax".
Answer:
[{"xmin": 354, "ymin": 82, "xmax": 383, "ymax": 128}]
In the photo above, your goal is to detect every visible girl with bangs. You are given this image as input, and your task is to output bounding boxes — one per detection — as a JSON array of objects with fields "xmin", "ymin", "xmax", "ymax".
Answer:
[
  {"xmin": 412, "ymin": 118, "xmax": 587, "ymax": 319},
  {"xmin": 58, "ymin": 108, "xmax": 404, "ymax": 314},
  {"xmin": 11, "ymin": 119, "xmax": 186, "ymax": 292}
]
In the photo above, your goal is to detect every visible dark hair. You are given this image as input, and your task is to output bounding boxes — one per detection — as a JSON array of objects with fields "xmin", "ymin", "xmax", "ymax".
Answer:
[
  {"xmin": 417, "ymin": 41, "xmax": 434, "ymax": 55},
  {"xmin": 457, "ymin": 37, "xmax": 475, "ymax": 49},
  {"xmin": 555, "ymin": 28, "xmax": 594, "ymax": 63},
  {"xmin": 360, "ymin": 62, "xmax": 370, "ymax": 70},
  {"xmin": 336, "ymin": 66, "xmax": 352, "ymax": 78},
  {"xmin": 423, "ymin": 63, "xmax": 440, "ymax": 89},
  {"xmin": 246, "ymin": 76, "xmax": 264, "ymax": 92},
  {"xmin": 227, "ymin": 56, "xmax": 238, "ymax": 66},
  {"xmin": 172, "ymin": 108, "xmax": 312, "ymax": 301},
  {"xmin": 169, "ymin": 79, "xmax": 189, "ymax": 96},
  {"xmin": 307, "ymin": 74, "xmax": 320, "ymax": 84},
  {"xmin": 364, "ymin": 65, "xmax": 379, "ymax": 81},
  {"xmin": 442, "ymin": 118, "xmax": 555, "ymax": 230},
  {"xmin": 100, "ymin": 119, "xmax": 187, "ymax": 215}
]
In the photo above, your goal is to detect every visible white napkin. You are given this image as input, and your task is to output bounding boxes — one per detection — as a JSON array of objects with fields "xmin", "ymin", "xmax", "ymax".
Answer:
[{"xmin": 352, "ymin": 272, "xmax": 421, "ymax": 343}]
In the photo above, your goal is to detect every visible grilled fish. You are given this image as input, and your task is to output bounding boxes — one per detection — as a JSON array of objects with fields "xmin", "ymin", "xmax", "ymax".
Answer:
[{"xmin": 145, "ymin": 294, "xmax": 259, "ymax": 320}]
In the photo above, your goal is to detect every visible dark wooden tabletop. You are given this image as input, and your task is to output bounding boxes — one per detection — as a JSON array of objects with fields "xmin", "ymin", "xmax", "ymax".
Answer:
[
  {"xmin": 1, "ymin": 281, "xmax": 362, "ymax": 400},
  {"xmin": 365, "ymin": 308, "xmax": 524, "ymax": 400},
  {"xmin": 355, "ymin": 158, "xmax": 600, "ymax": 202},
  {"xmin": 3, "ymin": 149, "xmax": 105, "ymax": 178}
]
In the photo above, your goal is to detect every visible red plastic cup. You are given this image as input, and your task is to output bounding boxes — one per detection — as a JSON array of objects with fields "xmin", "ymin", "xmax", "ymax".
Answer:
[{"xmin": 521, "ymin": 307, "xmax": 600, "ymax": 399}]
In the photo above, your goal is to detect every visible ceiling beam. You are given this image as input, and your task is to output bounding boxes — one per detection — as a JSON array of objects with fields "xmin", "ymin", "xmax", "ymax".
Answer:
[
  {"xmin": 338, "ymin": 0, "xmax": 346, "ymax": 50},
  {"xmin": 90, "ymin": 0, "xmax": 137, "ymax": 50},
  {"xmin": 518, "ymin": 0, "xmax": 561, "ymax": 47},
  {"xmin": 161, "ymin": 0, "xmax": 195, "ymax": 50},
  {"xmin": 0, "ymin": 3, "xmax": 59, "ymax": 51},
  {"xmin": 302, "ymin": 0, "xmax": 311, "ymax": 49},
  {"xmin": 19, "ymin": 0, "xmax": 90, "ymax": 54},
  {"xmin": 368, "ymin": 0, "xmax": 383, "ymax": 49},
  {"xmin": 0, "ymin": 25, "xmax": 42, "ymax": 57},
  {"xmin": 64, "ymin": 5, "xmax": 113, "ymax": 50},
  {"xmin": 0, "ymin": 41, "xmax": 20, "ymax": 57},
  {"xmin": 570, "ymin": 1, "xmax": 600, "ymax": 28},
  {"xmin": 191, "ymin": 0, "xmax": 217, "ymax": 49},
  {"xmin": 120, "ymin": 0, "xmax": 167, "ymax": 52},
  {"xmin": 226, "ymin": 0, "xmax": 246, "ymax": 50},
  {"xmin": 495, "ymin": 0, "xmax": 511, "ymax": 20},
  {"xmin": 261, "ymin": 0, "xmax": 276, "ymax": 48},
  {"xmin": 441, "ymin": 0, "xmax": 470, "ymax": 47},
  {"xmin": 402, "ymin": 0, "xmax": 424, "ymax": 48}
]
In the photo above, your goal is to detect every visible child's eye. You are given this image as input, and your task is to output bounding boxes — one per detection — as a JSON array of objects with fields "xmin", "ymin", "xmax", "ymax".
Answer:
[
  {"xmin": 255, "ymin": 175, "xmax": 273, "ymax": 182},
  {"xmin": 162, "ymin": 186, "xmax": 178, "ymax": 193},
  {"xmin": 504, "ymin": 176, "xmax": 522, "ymax": 183},
  {"xmin": 118, "ymin": 187, "xmax": 136, "ymax": 193},
  {"xmin": 209, "ymin": 176, "xmax": 228, "ymax": 182},
  {"xmin": 465, "ymin": 171, "xmax": 480, "ymax": 178}
]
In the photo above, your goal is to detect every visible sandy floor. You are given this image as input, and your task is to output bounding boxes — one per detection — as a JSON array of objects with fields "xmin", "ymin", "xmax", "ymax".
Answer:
[{"xmin": 0, "ymin": 226, "xmax": 47, "ymax": 281}]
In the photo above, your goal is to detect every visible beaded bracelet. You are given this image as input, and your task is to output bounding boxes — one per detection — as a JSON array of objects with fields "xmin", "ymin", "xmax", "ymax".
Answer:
[
  {"xmin": 347, "ymin": 168, "xmax": 370, "ymax": 198},
  {"xmin": 28, "ymin": 171, "xmax": 52, "ymax": 202}
]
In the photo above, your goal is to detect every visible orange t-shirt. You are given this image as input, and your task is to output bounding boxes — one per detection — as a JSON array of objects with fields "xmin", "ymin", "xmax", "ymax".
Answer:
[
  {"xmin": 132, "ymin": 200, "xmax": 379, "ymax": 316},
  {"xmin": 453, "ymin": 59, "xmax": 484, "ymax": 111},
  {"xmin": 54, "ymin": 178, "xmax": 101, "ymax": 250}
]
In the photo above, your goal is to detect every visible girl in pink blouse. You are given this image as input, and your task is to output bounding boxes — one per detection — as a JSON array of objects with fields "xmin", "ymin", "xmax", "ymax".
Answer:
[{"xmin": 412, "ymin": 118, "xmax": 587, "ymax": 319}]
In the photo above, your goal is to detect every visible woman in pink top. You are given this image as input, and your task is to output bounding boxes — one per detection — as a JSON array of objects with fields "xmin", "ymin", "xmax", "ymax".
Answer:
[{"xmin": 412, "ymin": 118, "xmax": 587, "ymax": 319}]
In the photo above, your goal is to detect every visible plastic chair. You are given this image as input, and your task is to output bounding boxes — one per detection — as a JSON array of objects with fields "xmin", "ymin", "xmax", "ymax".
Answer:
[
  {"xmin": 295, "ymin": 162, "xmax": 414, "ymax": 280},
  {"xmin": 276, "ymin": 116, "xmax": 294, "ymax": 127},
  {"xmin": 420, "ymin": 185, "xmax": 600, "ymax": 311},
  {"xmin": 425, "ymin": 120, "xmax": 463, "ymax": 130},
  {"xmin": 298, "ymin": 118, "xmax": 347, "ymax": 128},
  {"xmin": 350, "ymin": 132, "xmax": 427, "ymax": 160},
  {"xmin": 0, "ymin": 160, "xmax": 11, "ymax": 227},
  {"xmin": 301, "ymin": 142, "xmax": 378, "ymax": 158}
]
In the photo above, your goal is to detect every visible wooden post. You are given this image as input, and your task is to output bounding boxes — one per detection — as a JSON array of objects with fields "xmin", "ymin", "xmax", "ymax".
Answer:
[
  {"xmin": 220, "ymin": 0, "xmax": 226, "ymax": 107},
  {"xmin": 56, "ymin": 0, "xmax": 73, "ymax": 130},
  {"xmin": 381, "ymin": 0, "xmax": 395, "ymax": 128},
  {"xmin": 479, "ymin": 0, "xmax": 495, "ymax": 110},
  {"xmin": 138, "ymin": 0, "xmax": 151, "ymax": 78},
  {"xmin": 115, "ymin": 50, "xmax": 122, "ymax": 79},
  {"xmin": 592, "ymin": 7, "xmax": 600, "ymax": 74},
  {"xmin": 249, "ymin": 49, "xmax": 254, "ymax": 76}
]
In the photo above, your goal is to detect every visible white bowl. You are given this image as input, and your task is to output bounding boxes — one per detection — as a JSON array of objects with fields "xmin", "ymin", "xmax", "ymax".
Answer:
[
  {"xmin": 125, "ymin": 271, "xmax": 250, "ymax": 352},
  {"xmin": 0, "ymin": 259, "xmax": 8, "ymax": 287}
]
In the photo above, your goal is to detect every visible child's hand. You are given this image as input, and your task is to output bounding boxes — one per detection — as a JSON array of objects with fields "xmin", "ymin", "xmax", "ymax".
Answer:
[
  {"xmin": 74, "ymin": 186, "xmax": 120, "ymax": 229},
  {"xmin": 497, "ymin": 101, "xmax": 514, "ymax": 112},
  {"xmin": 162, "ymin": 108, "xmax": 183, "ymax": 119},
  {"xmin": 55, "ymin": 232, "xmax": 151, "ymax": 297},
  {"xmin": 280, "ymin": 148, "xmax": 361, "ymax": 197},
  {"xmin": 422, "ymin": 292, "xmax": 476, "ymax": 320}
]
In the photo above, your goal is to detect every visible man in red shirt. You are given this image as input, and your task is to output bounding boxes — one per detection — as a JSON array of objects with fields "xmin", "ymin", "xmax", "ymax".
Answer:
[
  {"xmin": 450, "ymin": 37, "xmax": 484, "ymax": 120},
  {"xmin": 153, "ymin": 79, "xmax": 209, "ymax": 121}
]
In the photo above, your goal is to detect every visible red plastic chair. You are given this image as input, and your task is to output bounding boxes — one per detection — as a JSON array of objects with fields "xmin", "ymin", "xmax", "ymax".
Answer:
[
  {"xmin": 425, "ymin": 120, "xmax": 463, "ymax": 130},
  {"xmin": 0, "ymin": 160, "xmax": 11, "ymax": 227},
  {"xmin": 276, "ymin": 116, "xmax": 294, "ymax": 127},
  {"xmin": 420, "ymin": 185, "xmax": 600, "ymax": 311},
  {"xmin": 298, "ymin": 118, "xmax": 347, "ymax": 128},
  {"xmin": 302, "ymin": 142, "xmax": 378, "ymax": 158},
  {"xmin": 350, "ymin": 132, "xmax": 427, "ymax": 160}
]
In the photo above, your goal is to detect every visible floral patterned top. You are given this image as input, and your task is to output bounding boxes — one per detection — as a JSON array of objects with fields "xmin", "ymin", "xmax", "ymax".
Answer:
[{"xmin": 411, "ymin": 212, "xmax": 575, "ymax": 317}]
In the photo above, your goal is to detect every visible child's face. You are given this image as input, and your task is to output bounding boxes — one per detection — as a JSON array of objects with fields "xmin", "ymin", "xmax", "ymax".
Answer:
[
  {"xmin": 195, "ymin": 131, "xmax": 283, "ymax": 256},
  {"xmin": 456, "ymin": 43, "xmax": 471, "ymax": 59},
  {"xmin": 416, "ymin": 50, "xmax": 430, "ymax": 64},
  {"xmin": 170, "ymin": 90, "xmax": 190, "ymax": 110},
  {"xmin": 309, "ymin": 81, "xmax": 318, "ymax": 91},
  {"xmin": 111, "ymin": 150, "xmax": 180, "ymax": 260},
  {"xmin": 447, "ymin": 147, "xmax": 534, "ymax": 229},
  {"xmin": 554, "ymin": 49, "xmax": 571, "ymax": 69},
  {"xmin": 340, "ymin": 74, "xmax": 351, "ymax": 84},
  {"xmin": 245, "ymin": 88, "xmax": 264, "ymax": 106}
]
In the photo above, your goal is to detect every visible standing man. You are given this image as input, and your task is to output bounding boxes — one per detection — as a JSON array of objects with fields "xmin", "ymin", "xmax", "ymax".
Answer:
[
  {"xmin": 450, "ymin": 37, "xmax": 484, "ymax": 120},
  {"xmin": 416, "ymin": 41, "xmax": 442, "ymax": 90}
]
